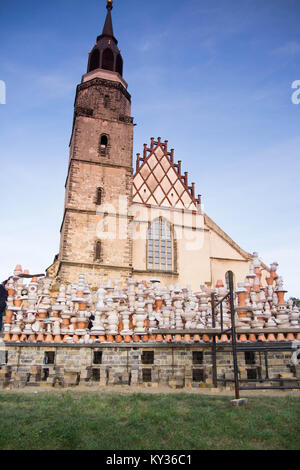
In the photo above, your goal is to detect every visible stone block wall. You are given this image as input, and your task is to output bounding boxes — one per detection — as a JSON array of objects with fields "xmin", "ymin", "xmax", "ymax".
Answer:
[{"xmin": 0, "ymin": 343, "xmax": 299, "ymax": 390}]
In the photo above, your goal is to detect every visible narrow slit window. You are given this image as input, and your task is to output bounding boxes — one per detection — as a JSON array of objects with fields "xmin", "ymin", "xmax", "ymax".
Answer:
[
  {"xmin": 100, "ymin": 135, "xmax": 108, "ymax": 156},
  {"xmin": 95, "ymin": 241, "xmax": 102, "ymax": 261},
  {"xmin": 96, "ymin": 188, "xmax": 103, "ymax": 206}
]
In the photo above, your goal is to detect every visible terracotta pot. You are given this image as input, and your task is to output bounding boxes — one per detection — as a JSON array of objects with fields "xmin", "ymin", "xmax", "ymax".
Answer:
[
  {"xmin": 267, "ymin": 333, "xmax": 276, "ymax": 342},
  {"xmin": 237, "ymin": 291, "xmax": 247, "ymax": 307},
  {"xmin": 11, "ymin": 333, "xmax": 19, "ymax": 342},
  {"xmin": 45, "ymin": 334, "xmax": 53, "ymax": 343},
  {"xmin": 37, "ymin": 333, "xmax": 44, "ymax": 342},
  {"xmin": 249, "ymin": 334, "xmax": 257, "ymax": 342},
  {"xmin": 184, "ymin": 334, "xmax": 191, "ymax": 342},
  {"xmin": 79, "ymin": 303, "xmax": 86, "ymax": 311},
  {"xmin": 238, "ymin": 311, "xmax": 247, "ymax": 319},
  {"xmin": 118, "ymin": 320, "xmax": 123, "ymax": 333},
  {"xmin": 124, "ymin": 335, "xmax": 132, "ymax": 343},
  {"xmin": 13, "ymin": 299, "xmax": 22, "ymax": 307},
  {"xmin": 133, "ymin": 335, "xmax": 140, "ymax": 342},
  {"xmin": 239, "ymin": 334, "xmax": 247, "ymax": 343},
  {"xmin": 193, "ymin": 334, "xmax": 201, "ymax": 342},
  {"xmin": 286, "ymin": 333, "xmax": 295, "ymax": 341},
  {"xmin": 106, "ymin": 335, "xmax": 114, "ymax": 343},
  {"xmin": 20, "ymin": 334, "xmax": 26, "ymax": 342},
  {"xmin": 142, "ymin": 335, "xmax": 149, "ymax": 342},
  {"xmin": 8, "ymin": 289, "xmax": 15, "ymax": 297},
  {"xmin": 277, "ymin": 333, "xmax": 285, "ymax": 342},
  {"xmin": 154, "ymin": 299, "xmax": 163, "ymax": 311},
  {"xmin": 3, "ymin": 333, "xmax": 11, "ymax": 342},
  {"xmin": 174, "ymin": 334, "xmax": 182, "ymax": 342},
  {"xmin": 99, "ymin": 335, "xmax": 106, "ymax": 343},
  {"xmin": 258, "ymin": 334, "xmax": 266, "ymax": 342},
  {"xmin": 62, "ymin": 318, "xmax": 70, "ymax": 328},
  {"xmin": 29, "ymin": 334, "xmax": 36, "ymax": 343},
  {"xmin": 202, "ymin": 334, "xmax": 210, "ymax": 342},
  {"xmin": 155, "ymin": 334, "xmax": 163, "ymax": 342},
  {"xmin": 37, "ymin": 312, "xmax": 47, "ymax": 319},
  {"xmin": 54, "ymin": 335, "xmax": 62, "ymax": 343},
  {"xmin": 296, "ymin": 333, "xmax": 300, "ymax": 341},
  {"xmin": 78, "ymin": 321, "xmax": 86, "ymax": 329},
  {"xmin": 73, "ymin": 335, "xmax": 79, "ymax": 343},
  {"xmin": 115, "ymin": 335, "xmax": 122, "ymax": 343},
  {"xmin": 221, "ymin": 334, "xmax": 229, "ymax": 343},
  {"xmin": 165, "ymin": 334, "xmax": 172, "ymax": 343},
  {"xmin": 148, "ymin": 334, "xmax": 156, "ymax": 342},
  {"xmin": 277, "ymin": 291, "xmax": 286, "ymax": 305},
  {"xmin": 5, "ymin": 311, "xmax": 13, "ymax": 323}
]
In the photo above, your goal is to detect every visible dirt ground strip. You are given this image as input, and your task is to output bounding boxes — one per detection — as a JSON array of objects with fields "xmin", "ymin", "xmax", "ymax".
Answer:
[{"xmin": 1, "ymin": 384, "xmax": 300, "ymax": 397}]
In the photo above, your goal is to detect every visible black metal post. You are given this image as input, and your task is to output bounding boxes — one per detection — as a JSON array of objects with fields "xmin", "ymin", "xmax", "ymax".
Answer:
[
  {"xmin": 220, "ymin": 301, "xmax": 224, "ymax": 332},
  {"xmin": 264, "ymin": 350, "xmax": 269, "ymax": 380},
  {"xmin": 228, "ymin": 271, "xmax": 240, "ymax": 400},
  {"xmin": 211, "ymin": 293, "xmax": 217, "ymax": 388}
]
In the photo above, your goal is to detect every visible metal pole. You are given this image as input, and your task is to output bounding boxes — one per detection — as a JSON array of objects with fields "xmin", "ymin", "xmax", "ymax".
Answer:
[
  {"xmin": 211, "ymin": 293, "xmax": 217, "ymax": 388},
  {"xmin": 228, "ymin": 271, "xmax": 240, "ymax": 400},
  {"xmin": 264, "ymin": 351, "xmax": 269, "ymax": 380}
]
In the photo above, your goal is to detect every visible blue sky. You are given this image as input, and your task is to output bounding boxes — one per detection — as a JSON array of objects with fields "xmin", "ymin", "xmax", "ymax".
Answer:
[{"xmin": 0, "ymin": 0, "xmax": 299, "ymax": 296}]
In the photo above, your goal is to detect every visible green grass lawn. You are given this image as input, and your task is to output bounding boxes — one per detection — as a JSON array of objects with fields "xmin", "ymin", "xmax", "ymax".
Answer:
[{"xmin": 0, "ymin": 391, "xmax": 299, "ymax": 450}]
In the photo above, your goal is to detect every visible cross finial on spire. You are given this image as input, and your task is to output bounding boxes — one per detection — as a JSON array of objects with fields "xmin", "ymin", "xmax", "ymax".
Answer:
[{"xmin": 107, "ymin": 0, "xmax": 113, "ymax": 10}]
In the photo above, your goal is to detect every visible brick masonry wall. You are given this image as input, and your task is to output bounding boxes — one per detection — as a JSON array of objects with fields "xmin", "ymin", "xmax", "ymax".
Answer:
[{"xmin": 58, "ymin": 76, "xmax": 134, "ymax": 287}]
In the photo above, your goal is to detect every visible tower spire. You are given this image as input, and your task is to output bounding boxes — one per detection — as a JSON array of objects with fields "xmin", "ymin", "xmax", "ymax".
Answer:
[
  {"xmin": 102, "ymin": 0, "xmax": 114, "ymax": 38},
  {"xmin": 87, "ymin": 0, "xmax": 123, "ymax": 77}
]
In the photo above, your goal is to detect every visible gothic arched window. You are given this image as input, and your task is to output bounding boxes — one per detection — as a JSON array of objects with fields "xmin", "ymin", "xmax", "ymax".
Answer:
[
  {"xmin": 88, "ymin": 49, "xmax": 100, "ymax": 72},
  {"xmin": 116, "ymin": 54, "xmax": 123, "ymax": 76},
  {"xmin": 147, "ymin": 218, "xmax": 174, "ymax": 271},
  {"xmin": 102, "ymin": 48, "xmax": 114, "ymax": 71}
]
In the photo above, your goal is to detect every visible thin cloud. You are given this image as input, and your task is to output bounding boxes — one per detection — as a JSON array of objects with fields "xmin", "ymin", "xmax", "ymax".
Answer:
[{"xmin": 272, "ymin": 41, "xmax": 300, "ymax": 56}]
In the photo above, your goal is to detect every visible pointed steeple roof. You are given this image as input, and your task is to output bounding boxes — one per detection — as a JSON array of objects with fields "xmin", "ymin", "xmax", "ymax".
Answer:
[
  {"xmin": 102, "ymin": 0, "xmax": 114, "ymax": 39},
  {"xmin": 87, "ymin": 0, "xmax": 123, "ymax": 76}
]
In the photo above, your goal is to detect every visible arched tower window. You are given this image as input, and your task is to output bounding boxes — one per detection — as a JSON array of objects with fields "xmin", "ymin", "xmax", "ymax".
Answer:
[
  {"xmin": 147, "ymin": 218, "xmax": 174, "ymax": 271},
  {"xmin": 102, "ymin": 48, "xmax": 114, "ymax": 71},
  {"xmin": 88, "ymin": 49, "xmax": 100, "ymax": 72},
  {"xmin": 95, "ymin": 241, "xmax": 102, "ymax": 261},
  {"xmin": 99, "ymin": 134, "xmax": 108, "ymax": 156},
  {"xmin": 116, "ymin": 54, "xmax": 123, "ymax": 76}
]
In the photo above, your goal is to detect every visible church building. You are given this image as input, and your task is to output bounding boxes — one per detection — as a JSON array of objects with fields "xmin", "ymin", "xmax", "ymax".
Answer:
[{"xmin": 48, "ymin": 0, "xmax": 256, "ymax": 290}]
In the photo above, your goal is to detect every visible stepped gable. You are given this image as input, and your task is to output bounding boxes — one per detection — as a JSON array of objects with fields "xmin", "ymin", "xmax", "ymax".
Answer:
[{"xmin": 133, "ymin": 138, "xmax": 201, "ymax": 211}]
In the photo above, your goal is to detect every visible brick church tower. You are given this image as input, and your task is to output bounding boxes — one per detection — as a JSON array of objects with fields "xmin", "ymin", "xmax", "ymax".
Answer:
[{"xmin": 57, "ymin": 0, "xmax": 134, "ymax": 286}]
